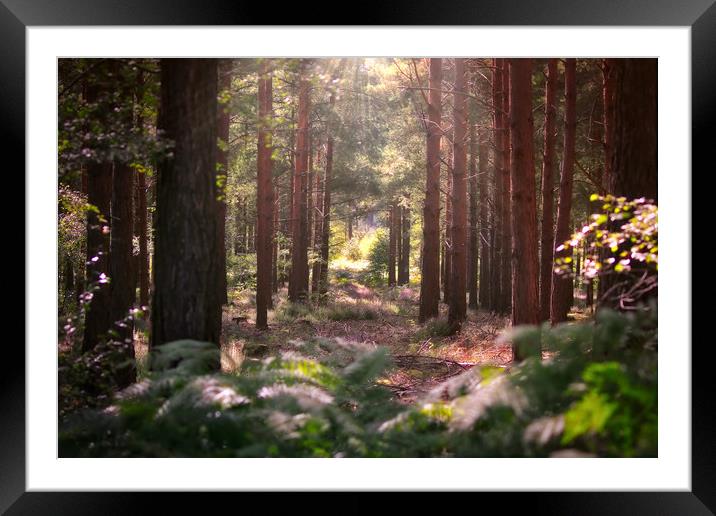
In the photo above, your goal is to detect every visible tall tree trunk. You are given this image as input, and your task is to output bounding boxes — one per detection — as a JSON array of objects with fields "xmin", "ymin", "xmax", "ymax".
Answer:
[
  {"xmin": 396, "ymin": 202, "xmax": 402, "ymax": 284},
  {"xmin": 82, "ymin": 65, "xmax": 113, "ymax": 354},
  {"xmin": 271, "ymin": 186, "xmax": 279, "ymax": 296},
  {"xmin": 319, "ymin": 92, "xmax": 335, "ymax": 298},
  {"xmin": 307, "ymin": 134, "xmax": 314, "ymax": 291},
  {"xmin": 311, "ymin": 153, "xmax": 322, "ymax": 295},
  {"xmin": 151, "ymin": 59, "xmax": 221, "ymax": 367},
  {"xmin": 216, "ymin": 60, "xmax": 231, "ymax": 306},
  {"xmin": 509, "ymin": 59, "xmax": 540, "ymax": 360},
  {"xmin": 491, "ymin": 58, "xmax": 504, "ymax": 314},
  {"xmin": 468, "ymin": 101, "xmax": 479, "ymax": 309},
  {"xmin": 288, "ymin": 65, "xmax": 310, "ymax": 302},
  {"xmin": 388, "ymin": 202, "xmax": 397, "ymax": 286},
  {"xmin": 501, "ymin": 60, "xmax": 512, "ymax": 315},
  {"xmin": 539, "ymin": 58, "xmax": 558, "ymax": 322},
  {"xmin": 602, "ymin": 58, "xmax": 616, "ymax": 194},
  {"xmin": 550, "ymin": 58, "xmax": 577, "ymax": 324},
  {"xmin": 478, "ymin": 128, "xmax": 491, "ymax": 309},
  {"xmin": 443, "ymin": 152, "xmax": 452, "ymax": 303},
  {"xmin": 256, "ymin": 60, "xmax": 274, "ymax": 329},
  {"xmin": 109, "ymin": 63, "xmax": 137, "ymax": 385},
  {"xmin": 399, "ymin": 203, "xmax": 410, "ymax": 285},
  {"xmin": 610, "ymin": 59, "xmax": 657, "ymax": 201},
  {"xmin": 600, "ymin": 58, "xmax": 658, "ymax": 310},
  {"xmin": 448, "ymin": 58, "xmax": 468, "ymax": 327},
  {"xmin": 419, "ymin": 58, "xmax": 442, "ymax": 322}
]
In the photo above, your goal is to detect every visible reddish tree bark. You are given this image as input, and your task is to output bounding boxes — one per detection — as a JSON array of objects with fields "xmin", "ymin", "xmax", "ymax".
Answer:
[
  {"xmin": 419, "ymin": 58, "xmax": 442, "ymax": 322},
  {"xmin": 448, "ymin": 58, "xmax": 468, "ymax": 327},
  {"xmin": 501, "ymin": 60, "xmax": 512, "ymax": 315},
  {"xmin": 288, "ymin": 66, "xmax": 310, "ymax": 302},
  {"xmin": 151, "ymin": 58, "xmax": 221, "ymax": 365},
  {"xmin": 539, "ymin": 59, "xmax": 558, "ymax": 322},
  {"xmin": 509, "ymin": 59, "xmax": 540, "ymax": 360},
  {"xmin": 468, "ymin": 102, "xmax": 479, "ymax": 309},
  {"xmin": 490, "ymin": 58, "xmax": 504, "ymax": 313},
  {"xmin": 311, "ymin": 147, "xmax": 322, "ymax": 295},
  {"xmin": 399, "ymin": 202, "xmax": 410, "ymax": 285},
  {"xmin": 318, "ymin": 92, "xmax": 335, "ymax": 298},
  {"xmin": 256, "ymin": 60, "xmax": 274, "ymax": 329},
  {"xmin": 551, "ymin": 58, "xmax": 577, "ymax": 324},
  {"xmin": 477, "ymin": 128, "xmax": 491, "ymax": 310}
]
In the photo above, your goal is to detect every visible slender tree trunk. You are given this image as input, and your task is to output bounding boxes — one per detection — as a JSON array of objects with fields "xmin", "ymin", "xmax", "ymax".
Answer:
[
  {"xmin": 539, "ymin": 59, "xmax": 558, "ymax": 322},
  {"xmin": 468, "ymin": 101, "xmax": 479, "ymax": 309},
  {"xmin": 501, "ymin": 60, "xmax": 512, "ymax": 315},
  {"xmin": 288, "ymin": 66, "xmax": 310, "ymax": 302},
  {"xmin": 399, "ymin": 202, "xmax": 410, "ymax": 285},
  {"xmin": 388, "ymin": 202, "xmax": 397, "ymax": 286},
  {"xmin": 602, "ymin": 58, "xmax": 616, "ymax": 194},
  {"xmin": 478, "ymin": 129, "xmax": 490, "ymax": 309},
  {"xmin": 491, "ymin": 58, "xmax": 504, "ymax": 314},
  {"xmin": 551, "ymin": 58, "xmax": 577, "ymax": 324},
  {"xmin": 82, "ymin": 66, "xmax": 113, "ymax": 354},
  {"xmin": 109, "ymin": 68, "xmax": 137, "ymax": 385},
  {"xmin": 151, "ymin": 59, "xmax": 221, "ymax": 367},
  {"xmin": 509, "ymin": 59, "xmax": 540, "ymax": 360},
  {"xmin": 448, "ymin": 58, "xmax": 468, "ymax": 327},
  {"xmin": 443, "ymin": 155, "xmax": 452, "ymax": 304},
  {"xmin": 271, "ymin": 187, "xmax": 279, "ymax": 296},
  {"xmin": 419, "ymin": 58, "xmax": 442, "ymax": 322},
  {"xmin": 311, "ymin": 154, "xmax": 322, "ymax": 295},
  {"xmin": 393, "ymin": 199, "xmax": 403, "ymax": 285},
  {"xmin": 256, "ymin": 60, "xmax": 274, "ymax": 329},
  {"xmin": 307, "ymin": 134, "xmax": 314, "ymax": 291},
  {"xmin": 319, "ymin": 92, "xmax": 335, "ymax": 298},
  {"xmin": 216, "ymin": 60, "xmax": 231, "ymax": 306}
]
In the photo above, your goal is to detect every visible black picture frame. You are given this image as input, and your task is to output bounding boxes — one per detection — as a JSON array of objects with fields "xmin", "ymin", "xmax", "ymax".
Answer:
[{"xmin": 5, "ymin": 0, "xmax": 711, "ymax": 512}]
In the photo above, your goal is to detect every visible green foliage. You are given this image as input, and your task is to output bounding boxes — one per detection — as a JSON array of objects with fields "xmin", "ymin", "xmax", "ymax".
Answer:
[
  {"xmin": 226, "ymin": 252, "xmax": 257, "ymax": 291},
  {"xmin": 366, "ymin": 228, "xmax": 389, "ymax": 285},
  {"xmin": 59, "ymin": 305, "xmax": 657, "ymax": 458},
  {"xmin": 555, "ymin": 195, "xmax": 657, "ymax": 308}
]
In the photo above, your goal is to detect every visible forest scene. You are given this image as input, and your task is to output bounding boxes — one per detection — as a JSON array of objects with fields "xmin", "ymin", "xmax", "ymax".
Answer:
[{"xmin": 57, "ymin": 57, "xmax": 657, "ymax": 458}]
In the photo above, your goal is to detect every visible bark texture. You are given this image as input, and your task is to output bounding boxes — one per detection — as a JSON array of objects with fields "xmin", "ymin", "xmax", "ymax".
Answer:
[
  {"xmin": 419, "ymin": 58, "xmax": 442, "ymax": 322},
  {"xmin": 151, "ymin": 59, "xmax": 221, "ymax": 365}
]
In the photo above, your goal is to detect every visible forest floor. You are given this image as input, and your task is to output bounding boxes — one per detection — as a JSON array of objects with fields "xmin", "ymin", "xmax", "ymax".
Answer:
[{"xmin": 213, "ymin": 263, "xmax": 518, "ymax": 404}]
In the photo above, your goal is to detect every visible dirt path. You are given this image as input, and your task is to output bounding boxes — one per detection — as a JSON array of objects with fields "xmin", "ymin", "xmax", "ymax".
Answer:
[{"xmin": 221, "ymin": 275, "xmax": 514, "ymax": 403}]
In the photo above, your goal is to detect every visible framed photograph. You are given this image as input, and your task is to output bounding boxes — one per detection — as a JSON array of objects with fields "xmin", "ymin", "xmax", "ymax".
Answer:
[{"xmin": 6, "ymin": 0, "xmax": 711, "ymax": 512}]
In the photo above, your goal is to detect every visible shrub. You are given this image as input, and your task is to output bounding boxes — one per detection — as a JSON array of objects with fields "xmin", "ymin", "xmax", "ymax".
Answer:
[{"xmin": 59, "ymin": 305, "xmax": 657, "ymax": 458}]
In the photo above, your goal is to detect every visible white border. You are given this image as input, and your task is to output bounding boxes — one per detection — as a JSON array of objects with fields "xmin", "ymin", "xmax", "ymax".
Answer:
[{"xmin": 27, "ymin": 27, "xmax": 691, "ymax": 491}]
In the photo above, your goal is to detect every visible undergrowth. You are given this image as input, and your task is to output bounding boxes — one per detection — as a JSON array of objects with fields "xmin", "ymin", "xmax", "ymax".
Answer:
[{"xmin": 59, "ymin": 303, "xmax": 657, "ymax": 458}]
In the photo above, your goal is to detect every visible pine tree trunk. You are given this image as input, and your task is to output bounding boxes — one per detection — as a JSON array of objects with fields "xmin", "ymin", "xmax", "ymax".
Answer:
[
  {"xmin": 311, "ymin": 156, "xmax": 322, "ymax": 295},
  {"xmin": 539, "ymin": 59, "xmax": 558, "ymax": 322},
  {"xmin": 82, "ymin": 65, "xmax": 113, "ymax": 354},
  {"xmin": 468, "ymin": 101, "xmax": 479, "ymax": 309},
  {"xmin": 550, "ymin": 58, "xmax": 577, "ymax": 324},
  {"xmin": 478, "ymin": 129, "xmax": 491, "ymax": 309},
  {"xmin": 151, "ymin": 59, "xmax": 221, "ymax": 366},
  {"xmin": 288, "ymin": 66, "xmax": 310, "ymax": 302},
  {"xmin": 109, "ymin": 70, "xmax": 137, "ymax": 385},
  {"xmin": 509, "ymin": 59, "xmax": 541, "ymax": 360},
  {"xmin": 388, "ymin": 203, "xmax": 397, "ymax": 286},
  {"xmin": 256, "ymin": 60, "xmax": 274, "ymax": 329},
  {"xmin": 448, "ymin": 58, "xmax": 468, "ymax": 327},
  {"xmin": 419, "ymin": 58, "xmax": 442, "ymax": 322},
  {"xmin": 399, "ymin": 203, "xmax": 410, "ymax": 285},
  {"xmin": 216, "ymin": 60, "xmax": 231, "ymax": 306},
  {"xmin": 491, "ymin": 58, "xmax": 504, "ymax": 314},
  {"xmin": 319, "ymin": 92, "xmax": 335, "ymax": 298},
  {"xmin": 501, "ymin": 60, "xmax": 512, "ymax": 315}
]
